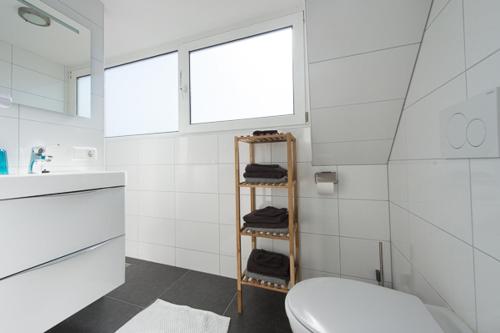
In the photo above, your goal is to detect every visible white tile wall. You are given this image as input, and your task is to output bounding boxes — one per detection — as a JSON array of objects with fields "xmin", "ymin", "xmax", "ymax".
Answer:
[
  {"xmin": 389, "ymin": 0, "xmax": 500, "ymax": 331},
  {"xmin": 306, "ymin": 0, "xmax": 430, "ymax": 62},
  {"xmin": 106, "ymin": 127, "xmax": 391, "ymax": 285},
  {"xmin": 306, "ymin": 0, "xmax": 429, "ymax": 165}
]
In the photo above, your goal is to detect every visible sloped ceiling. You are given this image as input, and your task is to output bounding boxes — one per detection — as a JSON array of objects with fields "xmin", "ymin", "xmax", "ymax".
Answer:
[
  {"xmin": 101, "ymin": 0, "xmax": 304, "ymax": 59},
  {"xmin": 307, "ymin": 0, "xmax": 432, "ymax": 165}
]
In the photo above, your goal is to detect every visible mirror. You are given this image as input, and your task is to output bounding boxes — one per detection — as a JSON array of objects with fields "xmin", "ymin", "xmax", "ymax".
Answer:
[{"xmin": 0, "ymin": 0, "xmax": 91, "ymax": 117}]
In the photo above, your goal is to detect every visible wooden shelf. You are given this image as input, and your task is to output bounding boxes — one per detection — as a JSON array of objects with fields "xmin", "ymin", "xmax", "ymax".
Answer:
[
  {"xmin": 241, "ymin": 227, "xmax": 290, "ymax": 240},
  {"xmin": 241, "ymin": 274, "xmax": 290, "ymax": 293},
  {"xmin": 234, "ymin": 132, "xmax": 299, "ymax": 314},
  {"xmin": 239, "ymin": 180, "xmax": 295, "ymax": 188},
  {"xmin": 236, "ymin": 133, "xmax": 294, "ymax": 144}
]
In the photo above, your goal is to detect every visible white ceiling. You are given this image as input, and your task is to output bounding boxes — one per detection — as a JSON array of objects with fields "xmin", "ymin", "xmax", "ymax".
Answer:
[{"xmin": 102, "ymin": 0, "xmax": 304, "ymax": 59}]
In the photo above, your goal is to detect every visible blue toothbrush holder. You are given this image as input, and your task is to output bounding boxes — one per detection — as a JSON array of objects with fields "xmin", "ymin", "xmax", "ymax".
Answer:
[{"xmin": 0, "ymin": 149, "xmax": 8, "ymax": 175}]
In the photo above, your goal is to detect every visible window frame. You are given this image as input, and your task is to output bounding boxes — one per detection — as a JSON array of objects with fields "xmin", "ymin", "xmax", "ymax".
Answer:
[{"xmin": 178, "ymin": 12, "xmax": 306, "ymax": 133}]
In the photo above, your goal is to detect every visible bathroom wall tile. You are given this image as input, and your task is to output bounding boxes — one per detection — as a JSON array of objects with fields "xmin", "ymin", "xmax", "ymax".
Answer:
[
  {"xmin": 106, "ymin": 138, "xmax": 141, "ymax": 166},
  {"xmin": 139, "ymin": 191, "xmax": 175, "ymax": 219},
  {"xmin": 219, "ymin": 224, "xmax": 236, "ymax": 256},
  {"xmin": 390, "ymin": 111, "xmax": 408, "ymax": 161},
  {"xmin": 138, "ymin": 216, "xmax": 175, "ymax": 247},
  {"xmin": 217, "ymin": 164, "xmax": 236, "ymax": 194},
  {"xmin": 138, "ymin": 243, "xmax": 176, "ymax": 266},
  {"xmin": 410, "ymin": 214, "xmax": 476, "ymax": 328},
  {"xmin": 271, "ymin": 127, "xmax": 312, "ymax": 163},
  {"xmin": 139, "ymin": 165, "xmax": 175, "ymax": 191},
  {"xmin": 389, "ymin": 203, "xmax": 411, "ymax": 259},
  {"xmin": 407, "ymin": 159, "xmax": 472, "ymax": 244},
  {"xmin": 125, "ymin": 215, "xmax": 139, "ymax": 241},
  {"xmin": 306, "ymin": 0, "xmax": 430, "ymax": 62},
  {"xmin": 175, "ymin": 134, "xmax": 218, "ymax": 165},
  {"xmin": 175, "ymin": 248, "xmax": 219, "ymax": 275},
  {"xmin": 471, "ymin": 159, "xmax": 500, "ymax": 260},
  {"xmin": 391, "ymin": 246, "xmax": 448, "ymax": 307},
  {"xmin": 340, "ymin": 237, "xmax": 391, "ymax": 282},
  {"xmin": 125, "ymin": 190, "xmax": 140, "ymax": 216},
  {"xmin": 475, "ymin": 249, "xmax": 500, "ymax": 333},
  {"xmin": 463, "ymin": 0, "xmax": 500, "ymax": 68},
  {"xmin": 337, "ymin": 165, "xmax": 388, "ymax": 200},
  {"xmin": 300, "ymin": 268, "xmax": 339, "ymax": 280},
  {"xmin": 175, "ymin": 164, "xmax": 218, "ymax": 193},
  {"xmin": 404, "ymin": 75, "xmax": 467, "ymax": 160},
  {"xmin": 300, "ymin": 233, "xmax": 340, "ymax": 274},
  {"xmin": 297, "ymin": 197, "xmax": 339, "ymax": 236},
  {"xmin": 388, "ymin": 161, "xmax": 409, "ymax": 208},
  {"xmin": 427, "ymin": 0, "xmax": 450, "ymax": 28},
  {"xmin": 139, "ymin": 135, "xmax": 175, "ymax": 165},
  {"xmin": 125, "ymin": 240, "xmax": 140, "ymax": 258},
  {"xmin": 219, "ymin": 255, "xmax": 237, "ymax": 279},
  {"xmin": 339, "ymin": 199, "xmax": 390, "ymax": 240},
  {"xmin": 311, "ymin": 100, "xmax": 402, "ymax": 144},
  {"xmin": 107, "ymin": 165, "xmax": 140, "ymax": 190},
  {"xmin": 176, "ymin": 220, "xmax": 219, "ymax": 253},
  {"xmin": 312, "ymin": 140, "xmax": 392, "ymax": 166},
  {"xmin": 309, "ymin": 44, "xmax": 419, "ymax": 108},
  {"xmin": 175, "ymin": 192, "xmax": 218, "ymax": 223},
  {"xmin": 466, "ymin": 49, "xmax": 500, "ymax": 97},
  {"xmin": 406, "ymin": 0, "xmax": 465, "ymax": 106}
]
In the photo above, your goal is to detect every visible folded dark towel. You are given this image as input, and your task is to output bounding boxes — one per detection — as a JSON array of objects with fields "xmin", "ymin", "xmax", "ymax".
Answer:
[
  {"xmin": 247, "ymin": 249, "xmax": 290, "ymax": 280},
  {"xmin": 243, "ymin": 206, "xmax": 288, "ymax": 227},
  {"xmin": 245, "ymin": 164, "xmax": 283, "ymax": 173},
  {"xmin": 253, "ymin": 130, "xmax": 278, "ymax": 136},
  {"xmin": 244, "ymin": 164, "xmax": 288, "ymax": 179}
]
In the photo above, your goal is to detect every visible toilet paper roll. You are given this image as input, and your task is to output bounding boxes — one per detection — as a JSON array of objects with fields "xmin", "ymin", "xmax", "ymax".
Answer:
[{"xmin": 317, "ymin": 181, "xmax": 335, "ymax": 195}]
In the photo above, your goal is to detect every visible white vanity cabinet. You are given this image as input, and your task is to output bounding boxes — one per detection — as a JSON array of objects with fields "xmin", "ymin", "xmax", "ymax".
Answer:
[{"xmin": 0, "ymin": 172, "xmax": 126, "ymax": 333}]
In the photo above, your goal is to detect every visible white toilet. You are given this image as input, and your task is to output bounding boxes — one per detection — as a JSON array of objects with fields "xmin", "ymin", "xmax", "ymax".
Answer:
[{"xmin": 285, "ymin": 278, "xmax": 472, "ymax": 333}]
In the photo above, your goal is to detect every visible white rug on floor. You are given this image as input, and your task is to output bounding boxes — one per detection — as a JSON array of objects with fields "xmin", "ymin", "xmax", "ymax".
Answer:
[{"xmin": 116, "ymin": 300, "xmax": 230, "ymax": 333}]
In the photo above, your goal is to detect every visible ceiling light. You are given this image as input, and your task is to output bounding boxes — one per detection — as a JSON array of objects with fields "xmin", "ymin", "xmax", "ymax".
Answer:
[{"xmin": 18, "ymin": 6, "xmax": 51, "ymax": 27}]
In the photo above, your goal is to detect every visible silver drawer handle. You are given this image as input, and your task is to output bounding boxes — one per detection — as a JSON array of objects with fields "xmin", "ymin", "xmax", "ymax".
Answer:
[{"xmin": 3, "ymin": 235, "xmax": 122, "ymax": 280}]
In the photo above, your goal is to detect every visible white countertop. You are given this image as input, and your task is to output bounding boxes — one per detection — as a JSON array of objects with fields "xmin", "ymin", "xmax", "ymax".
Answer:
[{"xmin": 0, "ymin": 171, "xmax": 126, "ymax": 200}]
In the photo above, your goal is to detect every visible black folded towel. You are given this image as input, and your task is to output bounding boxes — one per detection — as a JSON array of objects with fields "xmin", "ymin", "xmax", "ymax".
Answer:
[
  {"xmin": 247, "ymin": 249, "xmax": 290, "ymax": 280},
  {"xmin": 244, "ymin": 164, "xmax": 287, "ymax": 179},
  {"xmin": 253, "ymin": 130, "xmax": 278, "ymax": 136},
  {"xmin": 243, "ymin": 206, "xmax": 288, "ymax": 226}
]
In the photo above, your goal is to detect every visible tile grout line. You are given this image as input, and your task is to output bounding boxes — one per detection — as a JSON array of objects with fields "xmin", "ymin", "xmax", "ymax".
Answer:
[
  {"xmin": 467, "ymin": 159, "xmax": 479, "ymax": 331},
  {"xmin": 157, "ymin": 270, "xmax": 191, "ymax": 300},
  {"xmin": 222, "ymin": 292, "xmax": 238, "ymax": 316},
  {"xmin": 104, "ymin": 295, "xmax": 145, "ymax": 310}
]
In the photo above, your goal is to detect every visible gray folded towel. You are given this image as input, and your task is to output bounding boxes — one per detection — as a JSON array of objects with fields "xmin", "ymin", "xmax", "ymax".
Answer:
[
  {"xmin": 244, "ymin": 176, "xmax": 288, "ymax": 184},
  {"xmin": 244, "ymin": 270, "xmax": 288, "ymax": 286}
]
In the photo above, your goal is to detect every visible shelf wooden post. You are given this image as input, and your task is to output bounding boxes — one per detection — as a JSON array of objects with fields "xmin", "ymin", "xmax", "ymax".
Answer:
[{"xmin": 234, "ymin": 137, "xmax": 243, "ymax": 314}]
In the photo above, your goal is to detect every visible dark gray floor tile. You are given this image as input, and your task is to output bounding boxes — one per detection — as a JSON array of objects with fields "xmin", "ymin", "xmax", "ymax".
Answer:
[
  {"xmin": 159, "ymin": 270, "xmax": 236, "ymax": 315},
  {"xmin": 225, "ymin": 286, "xmax": 292, "ymax": 333},
  {"xmin": 107, "ymin": 257, "xmax": 187, "ymax": 307},
  {"xmin": 46, "ymin": 297, "xmax": 141, "ymax": 333}
]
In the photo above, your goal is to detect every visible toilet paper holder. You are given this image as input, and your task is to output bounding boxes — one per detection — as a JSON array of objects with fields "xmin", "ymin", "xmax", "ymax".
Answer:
[{"xmin": 314, "ymin": 171, "xmax": 338, "ymax": 184}]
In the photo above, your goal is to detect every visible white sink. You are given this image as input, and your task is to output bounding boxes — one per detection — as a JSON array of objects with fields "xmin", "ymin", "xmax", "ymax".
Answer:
[{"xmin": 0, "ymin": 171, "xmax": 126, "ymax": 200}]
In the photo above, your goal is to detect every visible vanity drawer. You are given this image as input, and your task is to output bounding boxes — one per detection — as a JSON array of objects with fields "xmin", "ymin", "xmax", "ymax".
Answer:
[
  {"xmin": 0, "ymin": 186, "xmax": 124, "ymax": 279},
  {"xmin": 0, "ymin": 236, "xmax": 125, "ymax": 333}
]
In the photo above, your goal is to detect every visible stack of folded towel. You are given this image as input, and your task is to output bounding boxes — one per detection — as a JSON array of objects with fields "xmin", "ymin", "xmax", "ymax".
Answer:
[
  {"xmin": 246, "ymin": 249, "xmax": 290, "ymax": 285},
  {"xmin": 243, "ymin": 206, "xmax": 289, "ymax": 233},
  {"xmin": 243, "ymin": 164, "xmax": 288, "ymax": 183}
]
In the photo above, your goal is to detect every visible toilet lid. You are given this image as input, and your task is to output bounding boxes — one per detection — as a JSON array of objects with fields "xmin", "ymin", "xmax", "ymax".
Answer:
[{"xmin": 285, "ymin": 278, "xmax": 444, "ymax": 333}]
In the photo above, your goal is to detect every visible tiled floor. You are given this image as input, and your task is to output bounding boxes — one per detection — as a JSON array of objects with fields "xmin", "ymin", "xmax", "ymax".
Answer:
[{"xmin": 47, "ymin": 257, "xmax": 292, "ymax": 333}]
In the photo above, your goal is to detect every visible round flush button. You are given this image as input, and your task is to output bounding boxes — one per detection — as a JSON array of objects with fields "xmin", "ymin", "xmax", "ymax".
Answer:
[
  {"xmin": 447, "ymin": 113, "xmax": 467, "ymax": 149},
  {"xmin": 467, "ymin": 119, "xmax": 487, "ymax": 147}
]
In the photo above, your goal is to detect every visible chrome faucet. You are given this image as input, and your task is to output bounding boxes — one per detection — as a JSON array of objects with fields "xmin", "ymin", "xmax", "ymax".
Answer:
[{"xmin": 29, "ymin": 146, "xmax": 52, "ymax": 174}]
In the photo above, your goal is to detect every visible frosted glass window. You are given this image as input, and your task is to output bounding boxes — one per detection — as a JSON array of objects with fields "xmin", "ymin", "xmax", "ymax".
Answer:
[
  {"xmin": 105, "ymin": 52, "xmax": 179, "ymax": 137},
  {"xmin": 190, "ymin": 27, "xmax": 293, "ymax": 124},
  {"xmin": 77, "ymin": 75, "xmax": 91, "ymax": 118}
]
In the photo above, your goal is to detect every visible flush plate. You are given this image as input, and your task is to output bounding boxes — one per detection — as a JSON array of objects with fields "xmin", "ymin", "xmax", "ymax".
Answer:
[{"xmin": 440, "ymin": 87, "xmax": 500, "ymax": 158}]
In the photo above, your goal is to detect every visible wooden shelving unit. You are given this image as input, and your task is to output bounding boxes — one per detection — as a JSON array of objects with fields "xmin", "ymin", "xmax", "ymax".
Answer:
[{"xmin": 234, "ymin": 132, "xmax": 299, "ymax": 313}]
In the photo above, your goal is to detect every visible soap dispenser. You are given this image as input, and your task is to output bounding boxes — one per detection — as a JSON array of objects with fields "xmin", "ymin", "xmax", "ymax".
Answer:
[{"xmin": 0, "ymin": 148, "xmax": 8, "ymax": 175}]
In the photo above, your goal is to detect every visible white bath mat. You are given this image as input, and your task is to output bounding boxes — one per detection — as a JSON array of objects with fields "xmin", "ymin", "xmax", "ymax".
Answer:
[{"xmin": 116, "ymin": 299, "xmax": 230, "ymax": 333}]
